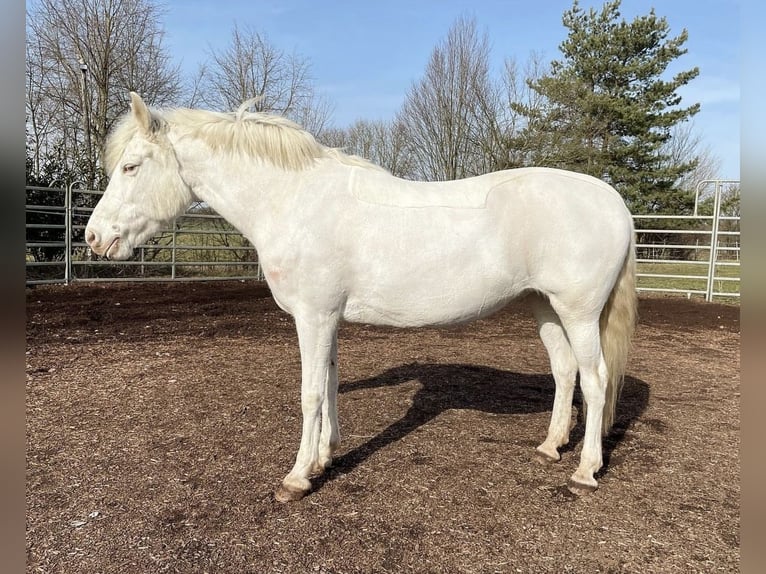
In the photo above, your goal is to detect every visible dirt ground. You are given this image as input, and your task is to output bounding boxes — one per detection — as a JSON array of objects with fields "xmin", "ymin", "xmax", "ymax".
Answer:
[{"xmin": 26, "ymin": 281, "xmax": 740, "ymax": 573}]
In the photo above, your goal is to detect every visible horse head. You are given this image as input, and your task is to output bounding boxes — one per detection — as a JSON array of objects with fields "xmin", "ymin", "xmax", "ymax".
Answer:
[{"xmin": 85, "ymin": 92, "xmax": 193, "ymax": 260}]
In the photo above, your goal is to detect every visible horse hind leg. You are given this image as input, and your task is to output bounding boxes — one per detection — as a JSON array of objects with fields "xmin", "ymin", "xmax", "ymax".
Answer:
[
  {"xmin": 551, "ymin": 311, "xmax": 608, "ymax": 495},
  {"xmin": 531, "ymin": 296, "xmax": 578, "ymax": 464}
]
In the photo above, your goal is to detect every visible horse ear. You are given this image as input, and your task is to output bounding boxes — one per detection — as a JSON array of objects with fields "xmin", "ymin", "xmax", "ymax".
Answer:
[
  {"xmin": 129, "ymin": 91, "xmax": 165, "ymax": 137},
  {"xmin": 129, "ymin": 92, "xmax": 151, "ymax": 135}
]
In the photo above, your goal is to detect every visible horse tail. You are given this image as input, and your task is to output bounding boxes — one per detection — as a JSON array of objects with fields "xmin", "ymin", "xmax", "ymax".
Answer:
[{"xmin": 598, "ymin": 225, "xmax": 638, "ymax": 435}]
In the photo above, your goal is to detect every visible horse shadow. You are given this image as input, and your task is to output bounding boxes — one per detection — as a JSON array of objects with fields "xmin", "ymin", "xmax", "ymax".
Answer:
[{"xmin": 314, "ymin": 362, "xmax": 649, "ymax": 492}]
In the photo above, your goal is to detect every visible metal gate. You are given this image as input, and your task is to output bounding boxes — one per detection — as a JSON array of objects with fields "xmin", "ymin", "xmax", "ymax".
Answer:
[{"xmin": 633, "ymin": 180, "xmax": 740, "ymax": 301}]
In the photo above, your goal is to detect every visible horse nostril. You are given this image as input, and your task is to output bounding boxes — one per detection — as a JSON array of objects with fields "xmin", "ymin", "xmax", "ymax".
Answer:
[{"xmin": 85, "ymin": 229, "xmax": 97, "ymax": 246}]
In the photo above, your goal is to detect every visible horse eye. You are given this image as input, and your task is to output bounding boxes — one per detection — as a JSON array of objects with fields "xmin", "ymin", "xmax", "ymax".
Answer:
[{"xmin": 122, "ymin": 163, "xmax": 138, "ymax": 175}]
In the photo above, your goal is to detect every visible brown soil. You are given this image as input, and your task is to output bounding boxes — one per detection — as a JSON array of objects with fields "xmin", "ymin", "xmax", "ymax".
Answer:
[{"xmin": 26, "ymin": 281, "xmax": 740, "ymax": 573}]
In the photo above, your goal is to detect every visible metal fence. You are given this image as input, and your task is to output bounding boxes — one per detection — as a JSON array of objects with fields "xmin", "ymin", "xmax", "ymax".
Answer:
[
  {"xmin": 26, "ymin": 185, "xmax": 263, "ymax": 285},
  {"xmin": 26, "ymin": 181, "xmax": 739, "ymax": 301},
  {"xmin": 633, "ymin": 180, "xmax": 740, "ymax": 301}
]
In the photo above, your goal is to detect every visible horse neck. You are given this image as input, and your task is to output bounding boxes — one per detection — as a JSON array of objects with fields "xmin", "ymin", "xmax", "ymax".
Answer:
[{"xmin": 171, "ymin": 134, "xmax": 320, "ymax": 250}]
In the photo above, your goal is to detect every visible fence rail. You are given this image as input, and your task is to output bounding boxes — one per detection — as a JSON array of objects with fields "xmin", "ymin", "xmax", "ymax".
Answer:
[
  {"xmin": 26, "ymin": 185, "xmax": 263, "ymax": 285},
  {"xmin": 26, "ymin": 181, "xmax": 740, "ymax": 301}
]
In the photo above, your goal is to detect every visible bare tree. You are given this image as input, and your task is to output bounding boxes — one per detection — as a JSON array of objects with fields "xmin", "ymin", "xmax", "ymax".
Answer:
[
  {"xmin": 397, "ymin": 16, "xmax": 497, "ymax": 181},
  {"xmin": 662, "ymin": 120, "xmax": 722, "ymax": 198},
  {"xmin": 496, "ymin": 52, "xmax": 550, "ymax": 168},
  {"xmin": 26, "ymin": 32, "xmax": 55, "ymax": 178},
  {"xmin": 26, "ymin": 0, "xmax": 181, "ymax": 188},
  {"xmin": 320, "ymin": 119, "xmax": 416, "ymax": 178},
  {"xmin": 322, "ymin": 38, "xmax": 547, "ymax": 181},
  {"xmin": 197, "ymin": 23, "xmax": 332, "ymax": 132},
  {"xmin": 289, "ymin": 93, "xmax": 335, "ymax": 139}
]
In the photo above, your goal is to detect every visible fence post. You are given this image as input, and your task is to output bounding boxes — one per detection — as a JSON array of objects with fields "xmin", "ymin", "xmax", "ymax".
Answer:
[
  {"xmin": 64, "ymin": 183, "xmax": 73, "ymax": 285},
  {"xmin": 171, "ymin": 221, "xmax": 177, "ymax": 280},
  {"xmin": 705, "ymin": 182, "xmax": 722, "ymax": 302}
]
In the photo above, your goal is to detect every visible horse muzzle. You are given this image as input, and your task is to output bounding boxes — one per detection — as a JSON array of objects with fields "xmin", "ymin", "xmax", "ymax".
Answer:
[{"xmin": 85, "ymin": 228, "xmax": 124, "ymax": 260}]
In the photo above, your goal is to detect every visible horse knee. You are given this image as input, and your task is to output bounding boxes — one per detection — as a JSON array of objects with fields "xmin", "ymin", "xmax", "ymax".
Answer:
[{"xmin": 301, "ymin": 391, "xmax": 324, "ymax": 415}]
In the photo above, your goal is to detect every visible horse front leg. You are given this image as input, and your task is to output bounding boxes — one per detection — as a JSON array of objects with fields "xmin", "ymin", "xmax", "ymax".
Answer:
[
  {"xmin": 275, "ymin": 313, "xmax": 339, "ymax": 503},
  {"xmin": 316, "ymin": 333, "xmax": 340, "ymax": 474}
]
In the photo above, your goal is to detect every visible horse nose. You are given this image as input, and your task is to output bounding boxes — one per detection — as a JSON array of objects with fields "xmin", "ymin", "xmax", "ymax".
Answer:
[{"xmin": 85, "ymin": 228, "xmax": 98, "ymax": 247}]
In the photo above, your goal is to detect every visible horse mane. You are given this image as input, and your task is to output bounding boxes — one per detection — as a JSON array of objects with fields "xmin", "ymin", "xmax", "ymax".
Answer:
[{"xmin": 104, "ymin": 102, "xmax": 387, "ymax": 175}]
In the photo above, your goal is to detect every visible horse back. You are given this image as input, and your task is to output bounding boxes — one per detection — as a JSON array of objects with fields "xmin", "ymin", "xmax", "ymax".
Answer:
[{"xmin": 335, "ymin": 167, "xmax": 631, "ymax": 327}]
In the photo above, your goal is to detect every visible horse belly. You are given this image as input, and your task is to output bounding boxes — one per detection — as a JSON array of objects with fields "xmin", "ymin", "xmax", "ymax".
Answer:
[{"xmin": 342, "ymin": 269, "xmax": 525, "ymax": 327}]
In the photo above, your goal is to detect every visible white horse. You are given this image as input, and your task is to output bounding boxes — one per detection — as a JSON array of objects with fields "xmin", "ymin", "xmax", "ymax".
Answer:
[{"xmin": 86, "ymin": 92, "xmax": 637, "ymax": 502}]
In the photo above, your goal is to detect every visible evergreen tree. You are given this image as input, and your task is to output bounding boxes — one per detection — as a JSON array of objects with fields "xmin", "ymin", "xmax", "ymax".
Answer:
[{"xmin": 513, "ymin": 0, "xmax": 700, "ymax": 214}]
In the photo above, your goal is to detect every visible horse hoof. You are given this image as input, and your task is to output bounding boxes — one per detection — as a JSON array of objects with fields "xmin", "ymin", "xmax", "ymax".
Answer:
[
  {"xmin": 533, "ymin": 448, "xmax": 560, "ymax": 465},
  {"xmin": 274, "ymin": 483, "xmax": 309, "ymax": 503},
  {"xmin": 566, "ymin": 478, "xmax": 598, "ymax": 496}
]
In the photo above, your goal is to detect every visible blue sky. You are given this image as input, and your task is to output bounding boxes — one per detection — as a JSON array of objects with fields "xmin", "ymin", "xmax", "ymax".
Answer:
[{"xmin": 161, "ymin": 0, "xmax": 740, "ymax": 179}]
